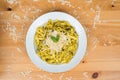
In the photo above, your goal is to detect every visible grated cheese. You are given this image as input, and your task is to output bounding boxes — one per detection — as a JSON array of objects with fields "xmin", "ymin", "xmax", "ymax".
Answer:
[{"xmin": 45, "ymin": 30, "xmax": 68, "ymax": 53}]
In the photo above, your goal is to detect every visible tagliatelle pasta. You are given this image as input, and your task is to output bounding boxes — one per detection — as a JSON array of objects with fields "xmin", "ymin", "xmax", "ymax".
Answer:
[{"xmin": 34, "ymin": 19, "xmax": 78, "ymax": 64}]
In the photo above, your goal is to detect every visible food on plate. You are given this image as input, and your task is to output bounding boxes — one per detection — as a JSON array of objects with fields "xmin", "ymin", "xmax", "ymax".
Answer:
[{"xmin": 34, "ymin": 19, "xmax": 78, "ymax": 64}]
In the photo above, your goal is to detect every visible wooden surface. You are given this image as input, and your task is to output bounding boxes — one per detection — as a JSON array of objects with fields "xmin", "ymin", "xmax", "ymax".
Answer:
[{"xmin": 0, "ymin": 0, "xmax": 120, "ymax": 80}]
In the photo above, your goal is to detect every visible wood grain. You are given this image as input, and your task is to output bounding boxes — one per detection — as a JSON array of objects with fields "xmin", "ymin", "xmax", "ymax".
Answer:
[{"xmin": 0, "ymin": 0, "xmax": 120, "ymax": 80}]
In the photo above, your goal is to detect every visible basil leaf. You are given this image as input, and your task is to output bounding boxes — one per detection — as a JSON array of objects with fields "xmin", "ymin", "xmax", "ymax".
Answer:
[
  {"xmin": 50, "ymin": 35, "xmax": 60, "ymax": 43},
  {"xmin": 56, "ymin": 35, "xmax": 60, "ymax": 41}
]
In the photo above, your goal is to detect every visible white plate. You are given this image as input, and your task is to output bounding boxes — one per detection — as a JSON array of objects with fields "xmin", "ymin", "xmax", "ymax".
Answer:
[{"xmin": 26, "ymin": 12, "xmax": 87, "ymax": 73}]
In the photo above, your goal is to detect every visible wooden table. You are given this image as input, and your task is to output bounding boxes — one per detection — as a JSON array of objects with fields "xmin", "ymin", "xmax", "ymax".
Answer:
[{"xmin": 0, "ymin": 0, "xmax": 120, "ymax": 80}]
